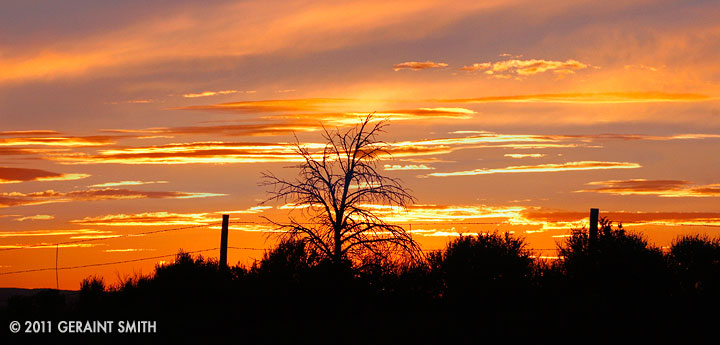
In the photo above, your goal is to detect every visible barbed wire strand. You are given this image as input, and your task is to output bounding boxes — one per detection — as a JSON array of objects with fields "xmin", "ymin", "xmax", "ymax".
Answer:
[
  {"xmin": 0, "ymin": 223, "xmax": 216, "ymax": 252},
  {"xmin": 0, "ymin": 248, "xmax": 220, "ymax": 276}
]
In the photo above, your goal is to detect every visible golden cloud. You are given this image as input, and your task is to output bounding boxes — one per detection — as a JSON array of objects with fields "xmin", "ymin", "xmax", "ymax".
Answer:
[
  {"xmin": 173, "ymin": 98, "xmax": 475, "ymax": 126},
  {"xmin": 89, "ymin": 180, "xmax": 169, "ymax": 188},
  {"xmin": 0, "ymin": 1, "xmax": 490, "ymax": 83},
  {"xmin": 172, "ymin": 98, "xmax": 351, "ymax": 113},
  {"xmin": 0, "ymin": 130, "xmax": 62, "ymax": 136},
  {"xmin": 461, "ymin": 58, "xmax": 588, "ymax": 77},
  {"xmin": 578, "ymin": 179, "xmax": 720, "ymax": 197},
  {"xmin": 441, "ymin": 92, "xmax": 713, "ymax": 104},
  {"xmin": 0, "ymin": 229, "xmax": 111, "ymax": 238},
  {"xmin": 183, "ymin": 90, "xmax": 239, "ymax": 98},
  {"xmin": 521, "ymin": 209, "xmax": 720, "ymax": 227},
  {"xmin": 70, "ymin": 206, "xmax": 271, "ymax": 226},
  {"xmin": 504, "ymin": 153, "xmax": 545, "ymax": 159},
  {"xmin": 427, "ymin": 161, "xmax": 641, "ymax": 177},
  {"xmin": 0, "ymin": 188, "xmax": 224, "ymax": 208},
  {"xmin": 393, "ymin": 61, "xmax": 448, "ymax": 71},
  {"xmin": 0, "ymin": 243, "xmax": 97, "ymax": 249},
  {"xmin": 15, "ymin": 215, "xmax": 54, "ymax": 222},
  {"xmin": 0, "ymin": 136, "xmax": 114, "ymax": 147},
  {"xmin": 0, "ymin": 167, "xmax": 90, "ymax": 184},
  {"xmin": 104, "ymin": 123, "xmax": 320, "ymax": 137},
  {"xmin": 383, "ymin": 164, "xmax": 435, "ymax": 170},
  {"xmin": 48, "ymin": 141, "xmax": 314, "ymax": 165}
]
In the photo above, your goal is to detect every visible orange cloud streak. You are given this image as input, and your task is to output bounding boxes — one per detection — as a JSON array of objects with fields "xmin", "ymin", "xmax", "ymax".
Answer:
[
  {"xmin": 427, "ymin": 161, "xmax": 641, "ymax": 177},
  {"xmin": 0, "ymin": 167, "xmax": 90, "ymax": 184},
  {"xmin": 393, "ymin": 61, "xmax": 448, "ymax": 71},
  {"xmin": 441, "ymin": 92, "xmax": 713, "ymax": 104},
  {"xmin": 0, "ymin": 188, "xmax": 224, "ymax": 208},
  {"xmin": 578, "ymin": 179, "xmax": 720, "ymax": 197}
]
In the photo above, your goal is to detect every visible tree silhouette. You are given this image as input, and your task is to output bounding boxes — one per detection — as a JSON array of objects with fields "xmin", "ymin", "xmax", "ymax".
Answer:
[{"xmin": 261, "ymin": 115, "xmax": 420, "ymax": 266}]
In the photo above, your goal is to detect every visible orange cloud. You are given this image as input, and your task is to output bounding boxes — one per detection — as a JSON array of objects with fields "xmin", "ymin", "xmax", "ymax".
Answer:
[
  {"xmin": 0, "ymin": 167, "xmax": 90, "ymax": 184},
  {"xmin": 171, "ymin": 98, "xmax": 351, "ymax": 113},
  {"xmin": 578, "ymin": 179, "xmax": 720, "ymax": 197},
  {"xmin": 49, "ymin": 142, "xmax": 313, "ymax": 165},
  {"xmin": 89, "ymin": 180, "xmax": 169, "ymax": 188},
  {"xmin": 174, "ymin": 98, "xmax": 475, "ymax": 125},
  {"xmin": 393, "ymin": 61, "xmax": 448, "ymax": 71},
  {"xmin": 384, "ymin": 164, "xmax": 435, "ymax": 170},
  {"xmin": 0, "ymin": 1, "xmax": 492, "ymax": 83},
  {"xmin": 361, "ymin": 204, "xmax": 525, "ymax": 223},
  {"xmin": 183, "ymin": 90, "xmax": 239, "ymax": 98},
  {"xmin": 0, "ymin": 243, "xmax": 97, "ymax": 249},
  {"xmin": 0, "ymin": 229, "xmax": 111, "ymax": 238},
  {"xmin": 504, "ymin": 153, "xmax": 545, "ymax": 159},
  {"xmin": 0, "ymin": 136, "xmax": 114, "ymax": 147},
  {"xmin": 0, "ymin": 188, "xmax": 224, "ymax": 208},
  {"xmin": 105, "ymin": 123, "xmax": 320, "ymax": 137},
  {"xmin": 427, "ymin": 161, "xmax": 641, "ymax": 177},
  {"xmin": 104, "ymin": 248, "xmax": 157, "ymax": 253},
  {"xmin": 441, "ymin": 92, "xmax": 713, "ymax": 104},
  {"xmin": 0, "ymin": 130, "xmax": 62, "ymax": 136},
  {"xmin": 15, "ymin": 215, "xmax": 54, "ymax": 222},
  {"xmin": 463, "ymin": 58, "xmax": 589, "ymax": 76},
  {"xmin": 521, "ymin": 209, "xmax": 720, "ymax": 227},
  {"xmin": 71, "ymin": 206, "xmax": 270, "ymax": 226}
]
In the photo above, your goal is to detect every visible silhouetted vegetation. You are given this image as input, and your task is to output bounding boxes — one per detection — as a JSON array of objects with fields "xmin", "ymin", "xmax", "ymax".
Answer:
[{"xmin": 4, "ymin": 222, "xmax": 720, "ymax": 343}]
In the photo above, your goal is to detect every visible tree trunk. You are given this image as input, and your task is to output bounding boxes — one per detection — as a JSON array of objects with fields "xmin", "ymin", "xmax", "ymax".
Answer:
[{"xmin": 333, "ymin": 226, "xmax": 342, "ymax": 265}]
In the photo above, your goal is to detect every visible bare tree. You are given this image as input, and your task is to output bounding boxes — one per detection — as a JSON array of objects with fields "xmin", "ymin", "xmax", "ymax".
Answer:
[{"xmin": 261, "ymin": 115, "xmax": 421, "ymax": 266}]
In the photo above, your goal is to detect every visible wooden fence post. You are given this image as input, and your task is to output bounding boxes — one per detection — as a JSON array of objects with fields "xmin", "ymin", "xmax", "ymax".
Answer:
[
  {"xmin": 220, "ymin": 214, "xmax": 229, "ymax": 268},
  {"xmin": 589, "ymin": 208, "xmax": 599, "ymax": 243}
]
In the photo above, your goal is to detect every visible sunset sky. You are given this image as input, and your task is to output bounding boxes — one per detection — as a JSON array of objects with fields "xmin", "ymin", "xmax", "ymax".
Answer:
[{"xmin": 2, "ymin": 0, "xmax": 719, "ymax": 289}]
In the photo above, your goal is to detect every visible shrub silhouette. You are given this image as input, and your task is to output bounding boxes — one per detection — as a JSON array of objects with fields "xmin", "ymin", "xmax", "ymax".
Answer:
[
  {"xmin": 668, "ymin": 234, "xmax": 720, "ymax": 296},
  {"xmin": 251, "ymin": 239, "xmax": 322, "ymax": 281},
  {"xmin": 557, "ymin": 218, "xmax": 667, "ymax": 300},
  {"xmin": 431, "ymin": 232, "xmax": 534, "ymax": 304}
]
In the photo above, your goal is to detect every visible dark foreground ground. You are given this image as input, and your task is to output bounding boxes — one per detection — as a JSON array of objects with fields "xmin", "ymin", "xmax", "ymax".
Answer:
[{"xmin": 3, "ymin": 230, "xmax": 720, "ymax": 344}]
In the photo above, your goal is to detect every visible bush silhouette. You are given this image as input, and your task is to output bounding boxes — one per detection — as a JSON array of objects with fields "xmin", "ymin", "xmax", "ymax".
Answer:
[
  {"xmin": 431, "ymin": 232, "xmax": 534, "ymax": 304},
  {"xmin": 557, "ymin": 218, "xmax": 667, "ymax": 300},
  {"xmin": 668, "ymin": 234, "xmax": 720, "ymax": 296}
]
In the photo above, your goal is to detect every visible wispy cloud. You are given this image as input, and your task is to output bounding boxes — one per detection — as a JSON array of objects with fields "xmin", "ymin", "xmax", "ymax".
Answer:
[
  {"xmin": 172, "ymin": 98, "xmax": 350, "ymax": 113},
  {"xmin": 461, "ymin": 58, "xmax": 588, "ymax": 77},
  {"xmin": 504, "ymin": 153, "xmax": 545, "ymax": 159},
  {"xmin": 0, "ymin": 188, "xmax": 224, "ymax": 208},
  {"xmin": 0, "ymin": 243, "xmax": 97, "ymax": 249},
  {"xmin": 0, "ymin": 229, "xmax": 111, "ymax": 238},
  {"xmin": 70, "ymin": 206, "xmax": 270, "ymax": 226},
  {"xmin": 577, "ymin": 179, "xmax": 720, "ymax": 197},
  {"xmin": 174, "ymin": 98, "xmax": 475, "ymax": 125},
  {"xmin": 427, "ymin": 161, "xmax": 641, "ymax": 177},
  {"xmin": 104, "ymin": 248, "xmax": 157, "ymax": 253},
  {"xmin": 104, "ymin": 123, "xmax": 320, "ymax": 137},
  {"xmin": 15, "ymin": 215, "xmax": 54, "ymax": 221},
  {"xmin": 0, "ymin": 167, "xmax": 90, "ymax": 184},
  {"xmin": 384, "ymin": 164, "xmax": 435, "ymax": 170},
  {"xmin": 0, "ymin": 136, "xmax": 115, "ymax": 147},
  {"xmin": 0, "ymin": 130, "xmax": 61, "ymax": 136},
  {"xmin": 48, "ymin": 142, "xmax": 315, "ymax": 165},
  {"xmin": 183, "ymin": 90, "xmax": 239, "ymax": 98},
  {"xmin": 521, "ymin": 209, "xmax": 720, "ymax": 227},
  {"xmin": 89, "ymin": 180, "xmax": 169, "ymax": 188},
  {"xmin": 393, "ymin": 61, "xmax": 448, "ymax": 71},
  {"xmin": 441, "ymin": 92, "xmax": 713, "ymax": 104}
]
